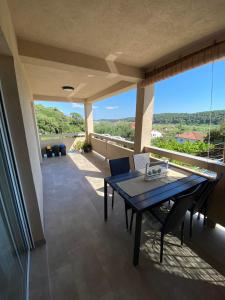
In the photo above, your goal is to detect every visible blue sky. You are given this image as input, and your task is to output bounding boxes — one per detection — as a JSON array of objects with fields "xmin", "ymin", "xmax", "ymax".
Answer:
[{"xmin": 35, "ymin": 59, "xmax": 225, "ymax": 120}]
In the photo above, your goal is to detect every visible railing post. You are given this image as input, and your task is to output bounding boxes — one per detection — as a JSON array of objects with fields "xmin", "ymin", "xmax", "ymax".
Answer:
[
  {"xmin": 84, "ymin": 102, "xmax": 93, "ymax": 143},
  {"xmin": 134, "ymin": 83, "xmax": 154, "ymax": 154}
]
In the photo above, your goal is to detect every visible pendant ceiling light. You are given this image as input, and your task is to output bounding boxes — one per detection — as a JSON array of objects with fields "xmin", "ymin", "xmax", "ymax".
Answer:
[{"xmin": 62, "ymin": 85, "xmax": 75, "ymax": 92}]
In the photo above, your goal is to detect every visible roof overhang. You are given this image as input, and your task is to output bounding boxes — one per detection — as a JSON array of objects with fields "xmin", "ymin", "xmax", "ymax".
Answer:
[{"xmin": 7, "ymin": 0, "xmax": 225, "ymax": 103}]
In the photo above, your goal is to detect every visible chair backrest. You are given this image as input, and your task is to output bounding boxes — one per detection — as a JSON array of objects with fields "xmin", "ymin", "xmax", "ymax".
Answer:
[
  {"xmin": 162, "ymin": 183, "xmax": 203, "ymax": 234},
  {"xmin": 192, "ymin": 175, "xmax": 221, "ymax": 213},
  {"xmin": 133, "ymin": 153, "xmax": 150, "ymax": 171},
  {"xmin": 109, "ymin": 157, "xmax": 130, "ymax": 176}
]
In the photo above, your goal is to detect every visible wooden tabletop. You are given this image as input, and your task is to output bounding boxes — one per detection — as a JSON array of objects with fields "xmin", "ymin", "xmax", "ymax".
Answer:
[{"xmin": 105, "ymin": 168, "xmax": 208, "ymax": 212}]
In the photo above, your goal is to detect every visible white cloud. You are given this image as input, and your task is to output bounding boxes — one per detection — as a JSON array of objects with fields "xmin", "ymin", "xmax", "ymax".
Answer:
[
  {"xmin": 105, "ymin": 106, "xmax": 118, "ymax": 110},
  {"xmin": 93, "ymin": 105, "xmax": 98, "ymax": 109},
  {"xmin": 72, "ymin": 103, "xmax": 83, "ymax": 108}
]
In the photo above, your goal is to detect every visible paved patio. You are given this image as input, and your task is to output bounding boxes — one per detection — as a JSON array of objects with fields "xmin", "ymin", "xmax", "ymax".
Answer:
[{"xmin": 30, "ymin": 152, "xmax": 225, "ymax": 300}]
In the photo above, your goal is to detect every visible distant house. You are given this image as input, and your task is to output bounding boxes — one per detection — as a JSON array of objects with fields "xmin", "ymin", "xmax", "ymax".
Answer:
[
  {"xmin": 176, "ymin": 132, "xmax": 205, "ymax": 143},
  {"xmin": 151, "ymin": 130, "xmax": 163, "ymax": 139},
  {"xmin": 130, "ymin": 123, "xmax": 163, "ymax": 139}
]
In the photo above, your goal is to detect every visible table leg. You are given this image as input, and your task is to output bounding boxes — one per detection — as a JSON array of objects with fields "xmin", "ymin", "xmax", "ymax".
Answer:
[
  {"xmin": 133, "ymin": 212, "xmax": 142, "ymax": 266},
  {"xmin": 104, "ymin": 179, "xmax": 108, "ymax": 221}
]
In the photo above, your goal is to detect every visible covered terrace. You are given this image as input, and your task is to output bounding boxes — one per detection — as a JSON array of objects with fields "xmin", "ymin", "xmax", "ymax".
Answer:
[{"xmin": 1, "ymin": 0, "xmax": 225, "ymax": 299}]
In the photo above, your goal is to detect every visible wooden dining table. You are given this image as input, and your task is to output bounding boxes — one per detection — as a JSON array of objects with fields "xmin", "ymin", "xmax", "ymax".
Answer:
[{"xmin": 104, "ymin": 166, "xmax": 208, "ymax": 266}]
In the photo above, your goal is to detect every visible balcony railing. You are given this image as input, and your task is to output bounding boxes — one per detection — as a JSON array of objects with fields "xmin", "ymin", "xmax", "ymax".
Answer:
[
  {"xmin": 90, "ymin": 133, "xmax": 134, "ymax": 149},
  {"xmin": 90, "ymin": 133, "xmax": 134, "ymax": 164}
]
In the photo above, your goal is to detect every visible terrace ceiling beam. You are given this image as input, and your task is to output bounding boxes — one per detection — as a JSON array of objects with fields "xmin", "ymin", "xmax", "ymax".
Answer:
[
  {"xmin": 86, "ymin": 81, "xmax": 135, "ymax": 103},
  {"xmin": 33, "ymin": 94, "xmax": 85, "ymax": 103},
  {"xmin": 18, "ymin": 39, "xmax": 144, "ymax": 83}
]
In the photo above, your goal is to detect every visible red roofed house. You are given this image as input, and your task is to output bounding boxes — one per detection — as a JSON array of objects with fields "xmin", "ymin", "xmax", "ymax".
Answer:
[{"xmin": 176, "ymin": 132, "xmax": 205, "ymax": 143}]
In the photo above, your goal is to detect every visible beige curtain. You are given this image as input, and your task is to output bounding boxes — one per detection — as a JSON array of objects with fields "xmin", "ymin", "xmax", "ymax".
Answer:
[{"xmin": 143, "ymin": 40, "xmax": 225, "ymax": 86}]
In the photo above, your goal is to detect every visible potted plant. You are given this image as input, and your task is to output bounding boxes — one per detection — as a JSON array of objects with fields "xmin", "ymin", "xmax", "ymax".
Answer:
[{"xmin": 82, "ymin": 142, "xmax": 92, "ymax": 153}]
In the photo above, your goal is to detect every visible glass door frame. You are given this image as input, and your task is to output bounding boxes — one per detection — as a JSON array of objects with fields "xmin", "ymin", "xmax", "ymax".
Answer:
[{"xmin": 0, "ymin": 84, "xmax": 33, "ymax": 299}]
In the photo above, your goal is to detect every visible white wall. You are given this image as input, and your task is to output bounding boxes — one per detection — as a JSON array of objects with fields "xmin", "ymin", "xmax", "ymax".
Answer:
[
  {"xmin": 15, "ymin": 60, "xmax": 44, "ymax": 225},
  {"xmin": 0, "ymin": 0, "xmax": 44, "ymax": 243}
]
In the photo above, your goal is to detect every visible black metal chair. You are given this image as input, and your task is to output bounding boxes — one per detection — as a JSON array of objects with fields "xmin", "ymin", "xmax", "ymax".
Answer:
[
  {"xmin": 146, "ymin": 184, "xmax": 203, "ymax": 263},
  {"xmin": 188, "ymin": 176, "xmax": 221, "ymax": 238},
  {"xmin": 109, "ymin": 157, "xmax": 131, "ymax": 229}
]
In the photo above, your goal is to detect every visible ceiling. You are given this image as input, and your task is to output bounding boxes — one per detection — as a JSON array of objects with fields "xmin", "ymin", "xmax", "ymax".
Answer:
[
  {"xmin": 7, "ymin": 0, "xmax": 225, "ymax": 102},
  {"xmin": 24, "ymin": 63, "xmax": 128, "ymax": 101}
]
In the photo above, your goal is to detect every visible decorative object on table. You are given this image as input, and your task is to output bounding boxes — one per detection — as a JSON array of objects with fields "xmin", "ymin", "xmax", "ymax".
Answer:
[{"xmin": 144, "ymin": 160, "xmax": 169, "ymax": 181}]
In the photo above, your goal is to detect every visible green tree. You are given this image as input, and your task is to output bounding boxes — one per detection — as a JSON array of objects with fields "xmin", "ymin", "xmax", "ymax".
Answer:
[
  {"xmin": 94, "ymin": 121, "xmax": 135, "ymax": 141},
  {"xmin": 205, "ymin": 122, "xmax": 225, "ymax": 143},
  {"xmin": 35, "ymin": 104, "xmax": 84, "ymax": 134},
  {"xmin": 70, "ymin": 112, "xmax": 84, "ymax": 131}
]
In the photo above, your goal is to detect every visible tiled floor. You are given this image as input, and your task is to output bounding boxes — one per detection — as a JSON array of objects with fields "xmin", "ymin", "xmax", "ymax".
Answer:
[{"xmin": 30, "ymin": 152, "xmax": 225, "ymax": 300}]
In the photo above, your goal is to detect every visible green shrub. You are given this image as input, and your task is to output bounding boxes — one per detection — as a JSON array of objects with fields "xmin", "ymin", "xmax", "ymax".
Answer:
[
  {"xmin": 75, "ymin": 140, "xmax": 84, "ymax": 150},
  {"xmin": 152, "ymin": 138, "xmax": 214, "ymax": 156}
]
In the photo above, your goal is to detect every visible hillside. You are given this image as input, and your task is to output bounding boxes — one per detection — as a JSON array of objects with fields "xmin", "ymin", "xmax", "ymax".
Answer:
[
  {"xmin": 96, "ymin": 110, "xmax": 225, "ymax": 125},
  {"xmin": 35, "ymin": 104, "xmax": 84, "ymax": 134},
  {"xmin": 153, "ymin": 110, "xmax": 225, "ymax": 125},
  {"xmin": 96, "ymin": 117, "xmax": 135, "ymax": 123}
]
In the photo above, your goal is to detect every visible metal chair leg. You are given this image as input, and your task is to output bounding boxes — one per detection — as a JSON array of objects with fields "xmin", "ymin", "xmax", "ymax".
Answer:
[
  {"xmin": 129, "ymin": 209, "xmax": 134, "ymax": 232},
  {"xmin": 189, "ymin": 211, "xmax": 193, "ymax": 239},
  {"xmin": 181, "ymin": 221, "xmax": 184, "ymax": 245},
  {"xmin": 203, "ymin": 202, "xmax": 208, "ymax": 226},
  {"xmin": 160, "ymin": 232, "xmax": 164, "ymax": 263},
  {"xmin": 111, "ymin": 189, "xmax": 114, "ymax": 209},
  {"xmin": 125, "ymin": 204, "xmax": 129, "ymax": 230}
]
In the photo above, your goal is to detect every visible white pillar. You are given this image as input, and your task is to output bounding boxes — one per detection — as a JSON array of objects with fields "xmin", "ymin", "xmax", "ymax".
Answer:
[
  {"xmin": 134, "ymin": 83, "xmax": 154, "ymax": 153},
  {"xmin": 84, "ymin": 102, "xmax": 93, "ymax": 143}
]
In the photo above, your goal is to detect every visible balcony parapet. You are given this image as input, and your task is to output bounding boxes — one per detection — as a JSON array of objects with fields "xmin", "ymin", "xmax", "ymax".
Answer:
[
  {"xmin": 144, "ymin": 146, "xmax": 225, "ymax": 172},
  {"xmin": 90, "ymin": 133, "xmax": 134, "ymax": 150}
]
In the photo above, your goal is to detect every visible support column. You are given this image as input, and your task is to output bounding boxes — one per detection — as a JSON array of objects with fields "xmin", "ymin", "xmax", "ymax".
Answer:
[
  {"xmin": 31, "ymin": 102, "xmax": 42, "ymax": 163},
  {"xmin": 84, "ymin": 102, "xmax": 93, "ymax": 143},
  {"xmin": 134, "ymin": 83, "xmax": 154, "ymax": 153}
]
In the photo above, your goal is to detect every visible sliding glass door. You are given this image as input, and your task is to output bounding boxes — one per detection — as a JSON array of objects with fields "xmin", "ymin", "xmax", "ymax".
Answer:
[{"xmin": 0, "ymin": 92, "xmax": 31, "ymax": 299}]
